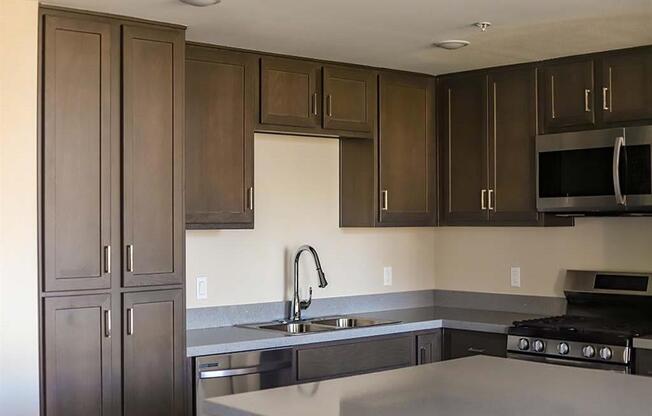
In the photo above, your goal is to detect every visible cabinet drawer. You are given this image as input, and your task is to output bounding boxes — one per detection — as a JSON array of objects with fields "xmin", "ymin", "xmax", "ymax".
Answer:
[
  {"xmin": 297, "ymin": 336, "xmax": 414, "ymax": 381},
  {"xmin": 443, "ymin": 329, "xmax": 507, "ymax": 360},
  {"xmin": 636, "ymin": 349, "xmax": 652, "ymax": 377}
]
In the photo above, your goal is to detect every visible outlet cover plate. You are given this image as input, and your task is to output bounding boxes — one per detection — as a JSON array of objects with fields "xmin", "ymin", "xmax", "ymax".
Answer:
[
  {"xmin": 510, "ymin": 267, "xmax": 521, "ymax": 288},
  {"xmin": 196, "ymin": 276, "xmax": 208, "ymax": 300},
  {"xmin": 384, "ymin": 266, "xmax": 393, "ymax": 286}
]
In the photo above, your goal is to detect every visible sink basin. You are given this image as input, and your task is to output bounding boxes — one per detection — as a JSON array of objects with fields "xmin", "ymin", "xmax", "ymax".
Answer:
[
  {"xmin": 311, "ymin": 317, "xmax": 397, "ymax": 329},
  {"xmin": 240, "ymin": 316, "xmax": 400, "ymax": 335},
  {"xmin": 257, "ymin": 322, "xmax": 329, "ymax": 335}
]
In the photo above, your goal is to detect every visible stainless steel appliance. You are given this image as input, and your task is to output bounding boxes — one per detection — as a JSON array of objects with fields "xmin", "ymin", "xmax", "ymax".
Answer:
[
  {"xmin": 536, "ymin": 126, "xmax": 652, "ymax": 214},
  {"xmin": 194, "ymin": 349, "xmax": 293, "ymax": 416},
  {"xmin": 508, "ymin": 270, "xmax": 652, "ymax": 373}
]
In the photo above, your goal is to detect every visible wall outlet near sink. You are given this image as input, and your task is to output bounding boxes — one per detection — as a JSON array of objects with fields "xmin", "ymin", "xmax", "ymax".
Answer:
[
  {"xmin": 510, "ymin": 267, "xmax": 521, "ymax": 288},
  {"xmin": 196, "ymin": 276, "xmax": 208, "ymax": 300},
  {"xmin": 383, "ymin": 266, "xmax": 393, "ymax": 286}
]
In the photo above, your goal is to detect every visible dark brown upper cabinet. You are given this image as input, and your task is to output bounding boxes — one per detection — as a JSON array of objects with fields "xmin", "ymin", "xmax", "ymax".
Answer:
[
  {"xmin": 260, "ymin": 56, "xmax": 321, "ymax": 128},
  {"xmin": 42, "ymin": 15, "xmax": 117, "ymax": 292},
  {"xmin": 185, "ymin": 45, "xmax": 256, "ymax": 229},
  {"xmin": 123, "ymin": 289, "xmax": 184, "ymax": 416},
  {"xmin": 122, "ymin": 25, "xmax": 184, "ymax": 287},
  {"xmin": 43, "ymin": 294, "xmax": 112, "ymax": 416},
  {"xmin": 378, "ymin": 72, "xmax": 436, "ymax": 226},
  {"xmin": 439, "ymin": 73, "xmax": 488, "ymax": 225},
  {"xmin": 601, "ymin": 47, "xmax": 652, "ymax": 124},
  {"xmin": 323, "ymin": 65, "xmax": 376, "ymax": 133},
  {"xmin": 540, "ymin": 59, "xmax": 596, "ymax": 133}
]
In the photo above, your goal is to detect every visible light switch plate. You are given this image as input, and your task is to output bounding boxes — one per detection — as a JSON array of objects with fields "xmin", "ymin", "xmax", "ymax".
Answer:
[
  {"xmin": 196, "ymin": 276, "xmax": 208, "ymax": 300},
  {"xmin": 384, "ymin": 266, "xmax": 393, "ymax": 286},
  {"xmin": 510, "ymin": 267, "xmax": 521, "ymax": 288}
]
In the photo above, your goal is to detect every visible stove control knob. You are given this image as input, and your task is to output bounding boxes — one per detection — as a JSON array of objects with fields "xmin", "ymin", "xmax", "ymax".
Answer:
[
  {"xmin": 533, "ymin": 339, "xmax": 545, "ymax": 353},
  {"xmin": 582, "ymin": 345, "xmax": 596, "ymax": 358},
  {"xmin": 518, "ymin": 338, "xmax": 530, "ymax": 351},
  {"xmin": 599, "ymin": 347, "xmax": 613, "ymax": 361},
  {"xmin": 557, "ymin": 342, "xmax": 570, "ymax": 355}
]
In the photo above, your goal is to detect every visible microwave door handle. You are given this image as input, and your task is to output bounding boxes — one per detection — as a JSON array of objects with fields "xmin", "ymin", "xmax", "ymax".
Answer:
[{"xmin": 613, "ymin": 136, "xmax": 626, "ymax": 206}]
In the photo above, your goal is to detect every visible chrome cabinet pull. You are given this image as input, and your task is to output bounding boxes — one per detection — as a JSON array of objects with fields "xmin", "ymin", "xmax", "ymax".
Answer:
[
  {"xmin": 584, "ymin": 89, "xmax": 591, "ymax": 112},
  {"xmin": 104, "ymin": 309, "xmax": 111, "ymax": 338},
  {"xmin": 488, "ymin": 189, "xmax": 494, "ymax": 211},
  {"xmin": 602, "ymin": 87, "xmax": 609, "ymax": 111},
  {"xmin": 127, "ymin": 308, "xmax": 134, "ymax": 335},
  {"xmin": 327, "ymin": 94, "xmax": 333, "ymax": 117},
  {"xmin": 481, "ymin": 189, "xmax": 487, "ymax": 210},
  {"xmin": 381, "ymin": 190, "xmax": 389, "ymax": 211},
  {"xmin": 126, "ymin": 245, "xmax": 134, "ymax": 272},
  {"xmin": 103, "ymin": 245, "xmax": 111, "ymax": 274},
  {"xmin": 468, "ymin": 347, "xmax": 486, "ymax": 354},
  {"xmin": 247, "ymin": 187, "xmax": 254, "ymax": 211},
  {"xmin": 312, "ymin": 93, "xmax": 318, "ymax": 116},
  {"xmin": 550, "ymin": 75, "xmax": 556, "ymax": 119}
]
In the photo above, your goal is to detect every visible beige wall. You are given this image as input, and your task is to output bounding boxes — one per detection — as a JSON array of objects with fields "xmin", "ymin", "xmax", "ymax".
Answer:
[
  {"xmin": 0, "ymin": 0, "xmax": 40, "ymax": 414},
  {"xmin": 186, "ymin": 134, "xmax": 436, "ymax": 308},
  {"xmin": 433, "ymin": 218, "xmax": 652, "ymax": 297}
]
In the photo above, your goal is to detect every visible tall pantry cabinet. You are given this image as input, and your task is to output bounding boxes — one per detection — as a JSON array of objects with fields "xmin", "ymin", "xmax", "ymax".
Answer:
[{"xmin": 39, "ymin": 7, "xmax": 186, "ymax": 416}]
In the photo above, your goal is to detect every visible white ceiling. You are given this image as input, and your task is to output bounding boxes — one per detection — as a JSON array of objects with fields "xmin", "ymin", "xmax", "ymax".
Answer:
[{"xmin": 45, "ymin": 0, "xmax": 652, "ymax": 74}]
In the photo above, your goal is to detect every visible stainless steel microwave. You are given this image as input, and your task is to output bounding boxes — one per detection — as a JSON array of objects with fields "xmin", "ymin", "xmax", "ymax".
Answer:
[{"xmin": 536, "ymin": 126, "xmax": 652, "ymax": 214}]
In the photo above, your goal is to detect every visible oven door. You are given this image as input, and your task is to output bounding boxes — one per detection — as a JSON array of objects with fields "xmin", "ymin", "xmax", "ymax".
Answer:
[{"xmin": 507, "ymin": 352, "xmax": 629, "ymax": 374}]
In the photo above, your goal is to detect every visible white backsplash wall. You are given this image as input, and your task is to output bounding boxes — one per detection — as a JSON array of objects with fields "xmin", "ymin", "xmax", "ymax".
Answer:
[
  {"xmin": 433, "ymin": 217, "xmax": 652, "ymax": 297},
  {"xmin": 186, "ymin": 134, "xmax": 436, "ymax": 308}
]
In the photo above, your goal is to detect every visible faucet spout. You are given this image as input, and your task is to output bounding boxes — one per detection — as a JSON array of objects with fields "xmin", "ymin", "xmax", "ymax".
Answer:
[{"xmin": 290, "ymin": 245, "xmax": 328, "ymax": 321}]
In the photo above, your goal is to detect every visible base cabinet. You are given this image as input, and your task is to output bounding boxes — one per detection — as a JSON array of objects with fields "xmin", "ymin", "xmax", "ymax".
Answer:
[
  {"xmin": 635, "ymin": 349, "xmax": 652, "ymax": 377},
  {"xmin": 442, "ymin": 329, "xmax": 507, "ymax": 360},
  {"xmin": 416, "ymin": 330, "xmax": 442, "ymax": 365}
]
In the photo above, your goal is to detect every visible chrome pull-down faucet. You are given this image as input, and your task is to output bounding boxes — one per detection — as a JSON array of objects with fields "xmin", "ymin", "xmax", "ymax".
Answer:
[{"xmin": 290, "ymin": 245, "xmax": 328, "ymax": 321}]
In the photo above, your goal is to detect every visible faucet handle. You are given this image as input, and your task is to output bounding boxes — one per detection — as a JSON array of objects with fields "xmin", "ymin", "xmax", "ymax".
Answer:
[{"xmin": 299, "ymin": 286, "xmax": 313, "ymax": 311}]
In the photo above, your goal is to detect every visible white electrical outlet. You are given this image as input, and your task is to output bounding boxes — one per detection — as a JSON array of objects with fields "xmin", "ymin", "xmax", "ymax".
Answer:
[
  {"xmin": 383, "ymin": 266, "xmax": 393, "ymax": 286},
  {"xmin": 510, "ymin": 267, "xmax": 521, "ymax": 288},
  {"xmin": 196, "ymin": 276, "xmax": 208, "ymax": 300}
]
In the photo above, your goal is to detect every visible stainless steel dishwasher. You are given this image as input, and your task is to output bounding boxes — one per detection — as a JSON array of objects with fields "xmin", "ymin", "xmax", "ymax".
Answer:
[{"xmin": 194, "ymin": 348, "xmax": 293, "ymax": 416}]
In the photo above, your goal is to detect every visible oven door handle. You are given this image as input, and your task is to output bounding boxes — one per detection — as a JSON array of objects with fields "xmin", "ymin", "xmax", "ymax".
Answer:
[
  {"xmin": 613, "ymin": 136, "xmax": 626, "ymax": 206},
  {"xmin": 199, "ymin": 361, "xmax": 291, "ymax": 379},
  {"xmin": 507, "ymin": 352, "xmax": 628, "ymax": 373}
]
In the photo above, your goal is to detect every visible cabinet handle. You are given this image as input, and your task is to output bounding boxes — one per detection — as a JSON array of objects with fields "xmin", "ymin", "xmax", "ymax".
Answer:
[
  {"xmin": 481, "ymin": 189, "xmax": 487, "ymax": 210},
  {"xmin": 126, "ymin": 245, "xmax": 134, "ymax": 272},
  {"xmin": 602, "ymin": 87, "xmax": 609, "ymax": 111},
  {"xmin": 127, "ymin": 308, "xmax": 134, "ymax": 335},
  {"xmin": 381, "ymin": 190, "xmax": 389, "ymax": 211},
  {"xmin": 419, "ymin": 347, "xmax": 427, "ymax": 364},
  {"xmin": 550, "ymin": 75, "xmax": 556, "ymax": 119},
  {"xmin": 103, "ymin": 245, "xmax": 111, "ymax": 274},
  {"xmin": 312, "ymin": 93, "xmax": 318, "ymax": 116},
  {"xmin": 247, "ymin": 187, "xmax": 254, "ymax": 211},
  {"xmin": 468, "ymin": 347, "xmax": 486, "ymax": 354},
  {"xmin": 327, "ymin": 94, "xmax": 333, "ymax": 117},
  {"xmin": 104, "ymin": 309, "xmax": 111, "ymax": 338},
  {"xmin": 488, "ymin": 189, "xmax": 494, "ymax": 211},
  {"xmin": 584, "ymin": 89, "xmax": 591, "ymax": 112}
]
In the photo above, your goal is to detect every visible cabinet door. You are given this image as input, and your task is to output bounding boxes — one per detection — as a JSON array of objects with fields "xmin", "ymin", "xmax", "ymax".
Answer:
[
  {"xmin": 439, "ymin": 74, "xmax": 488, "ymax": 225},
  {"xmin": 442, "ymin": 329, "xmax": 507, "ymax": 360},
  {"xmin": 416, "ymin": 331, "xmax": 442, "ymax": 365},
  {"xmin": 323, "ymin": 65, "xmax": 376, "ymax": 132},
  {"xmin": 540, "ymin": 59, "xmax": 595, "ymax": 132},
  {"xmin": 636, "ymin": 349, "xmax": 652, "ymax": 377},
  {"xmin": 123, "ymin": 290, "xmax": 184, "ymax": 416},
  {"xmin": 185, "ymin": 46, "xmax": 255, "ymax": 228},
  {"xmin": 488, "ymin": 67, "xmax": 540, "ymax": 224},
  {"xmin": 44, "ymin": 295, "xmax": 112, "ymax": 416},
  {"xmin": 601, "ymin": 48, "xmax": 652, "ymax": 124},
  {"xmin": 378, "ymin": 73, "xmax": 436, "ymax": 226},
  {"xmin": 122, "ymin": 25, "xmax": 184, "ymax": 287},
  {"xmin": 42, "ymin": 16, "xmax": 114, "ymax": 291},
  {"xmin": 260, "ymin": 57, "xmax": 321, "ymax": 128}
]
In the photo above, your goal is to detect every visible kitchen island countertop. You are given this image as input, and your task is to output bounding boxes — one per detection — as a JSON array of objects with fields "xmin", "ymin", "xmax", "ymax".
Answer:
[{"xmin": 203, "ymin": 355, "xmax": 652, "ymax": 416}]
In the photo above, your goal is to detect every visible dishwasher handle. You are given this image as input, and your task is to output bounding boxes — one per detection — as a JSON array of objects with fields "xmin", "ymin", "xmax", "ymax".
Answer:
[{"xmin": 199, "ymin": 360, "xmax": 291, "ymax": 379}]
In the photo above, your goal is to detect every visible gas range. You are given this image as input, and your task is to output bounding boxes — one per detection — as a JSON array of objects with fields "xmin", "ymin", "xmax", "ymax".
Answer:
[{"xmin": 507, "ymin": 270, "xmax": 652, "ymax": 373}]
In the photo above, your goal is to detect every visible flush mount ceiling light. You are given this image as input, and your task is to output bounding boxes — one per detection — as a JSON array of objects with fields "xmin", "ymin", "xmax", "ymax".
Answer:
[
  {"xmin": 180, "ymin": 0, "xmax": 221, "ymax": 6},
  {"xmin": 433, "ymin": 40, "xmax": 470, "ymax": 50}
]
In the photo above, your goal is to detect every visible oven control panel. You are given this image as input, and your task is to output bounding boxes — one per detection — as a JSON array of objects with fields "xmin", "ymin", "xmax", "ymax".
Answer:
[{"xmin": 507, "ymin": 335, "xmax": 630, "ymax": 365}]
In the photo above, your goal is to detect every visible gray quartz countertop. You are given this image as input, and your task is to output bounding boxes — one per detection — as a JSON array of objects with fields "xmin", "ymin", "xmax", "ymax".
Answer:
[
  {"xmin": 203, "ymin": 356, "xmax": 652, "ymax": 416},
  {"xmin": 186, "ymin": 306, "xmax": 541, "ymax": 357},
  {"xmin": 634, "ymin": 336, "xmax": 652, "ymax": 349}
]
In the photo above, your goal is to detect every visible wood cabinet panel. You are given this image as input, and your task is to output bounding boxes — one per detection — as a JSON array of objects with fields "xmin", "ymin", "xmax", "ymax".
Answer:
[
  {"xmin": 378, "ymin": 72, "xmax": 436, "ymax": 225},
  {"xmin": 323, "ymin": 66, "xmax": 376, "ymax": 132},
  {"xmin": 185, "ymin": 46, "xmax": 255, "ymax": 228},
  {"xmin": 123, "ymin": 289, "xmax": 184, "ymax": 416},
  {"xmin": 540, "ymin": 59, "xmax": 595, "ymax": 132},
  {"xmin": 442, "ymin": 329, "xmax": 507, "ymax": 360},
  {"xmin": 42, "ymin": 15, "xmax": 114, "ymax": 291},
  {"xmin": 260, "ymin": 57, "xmax": 321, "ymax": 128},
  {"xmin": 122, "ymin": 25, "xmax": 184, "ymax": 286},
  {"xmin": 439, "ymin": 73, "xmax": 488, "ymax": 225},
  {"xmin": 416, "ymin": 330, "xmax": 442, "ymax": 365},
  {"xmin": 601, "ymin": 48, "xmax": 652, "ymax": 124},
  {"xmin": 44, "ymin": 294, "xmax": 112, "ymax": 416}
]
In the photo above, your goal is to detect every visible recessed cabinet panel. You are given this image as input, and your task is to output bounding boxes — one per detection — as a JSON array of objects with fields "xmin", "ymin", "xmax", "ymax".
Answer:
[
  {"xmin": 602, "ymin": 48, "xmax": 652, "ymax": 124},
  {"xmin": 260, "ymin": 57, "xmax": 321, "ymax": 128},
  {"xmin": 122, "ymin": 25, "xmax": 184, "ymax": 286},
  {"xmin": 42, "ymin": 16, "xmax": 113, "ymax": 291},
  {"xmin": 378, "ymin": 73, "xmax": 436, "ymax": 226},
  {"xmin": 186, "ymin": 46, "xmax": 255, "ymax": 228},
  {"xmin": 44, "ymin": 295, "xmax": 112, "ymax": 416},
  {"xmin": 323, "ymin": 66, "xmax": 375, "ymax": 132}
]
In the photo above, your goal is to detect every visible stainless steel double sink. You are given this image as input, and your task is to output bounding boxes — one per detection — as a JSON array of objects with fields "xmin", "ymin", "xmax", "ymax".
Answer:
[{"xmin": 240, "ymin": 317, "xmax": 400, "ymax": 335}]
